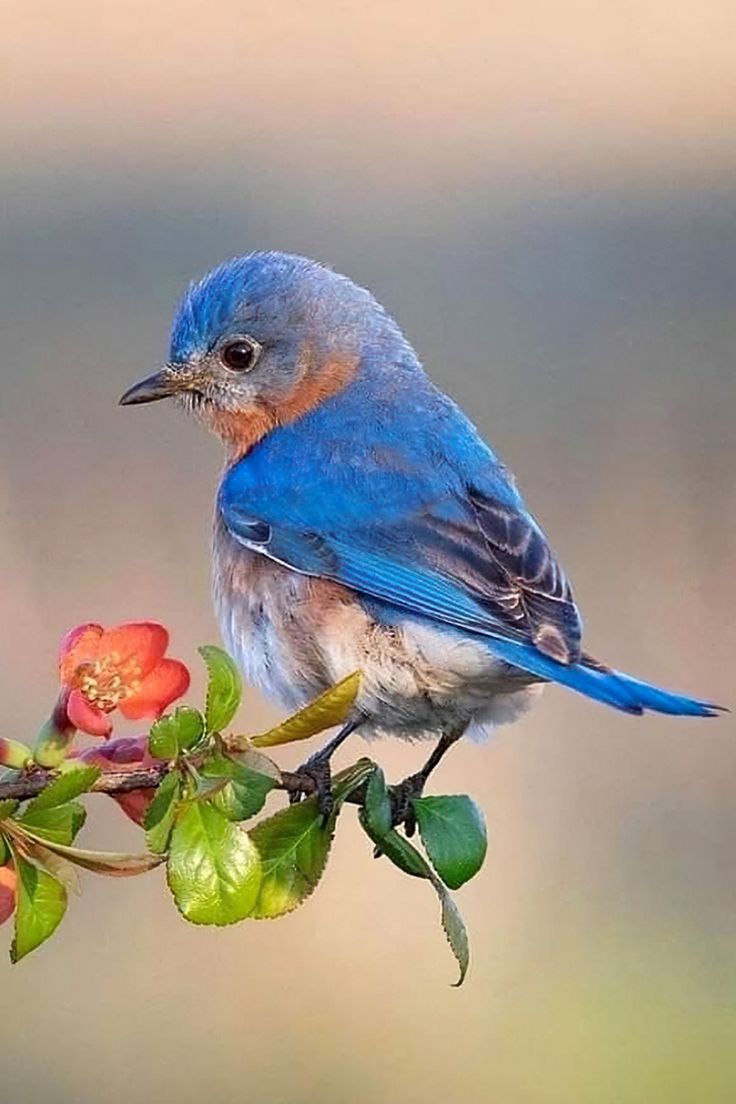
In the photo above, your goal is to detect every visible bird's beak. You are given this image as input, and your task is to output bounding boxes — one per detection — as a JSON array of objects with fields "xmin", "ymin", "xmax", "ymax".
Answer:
[{"xmin": 119, "ymin": 369, "xmax": 182, "ymax": 407}]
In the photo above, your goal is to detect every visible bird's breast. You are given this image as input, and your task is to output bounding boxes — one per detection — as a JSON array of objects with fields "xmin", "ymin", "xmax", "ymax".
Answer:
[{"xmin": 211, "ymin": 516, "xmax": 361, "ymax": 710}]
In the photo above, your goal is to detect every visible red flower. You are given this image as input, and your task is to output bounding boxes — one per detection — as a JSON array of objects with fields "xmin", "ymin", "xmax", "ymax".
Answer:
[
  {"xmin": 0, "ymin": 863, "xmax": 16, "ymax": 926},
  {"xmin": 59, "ymin": 622, "xmax": 190, "ymax": 738}
]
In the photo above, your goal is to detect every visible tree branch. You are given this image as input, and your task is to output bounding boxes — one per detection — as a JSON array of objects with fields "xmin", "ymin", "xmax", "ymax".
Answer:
[{"xmin": 0, "ymin": 763, "xmax": 363, "ymax": 805}]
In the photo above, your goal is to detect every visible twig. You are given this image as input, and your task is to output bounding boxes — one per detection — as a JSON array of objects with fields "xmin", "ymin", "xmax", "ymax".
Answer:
[{"xmin": 0, "ymin": 763, "xmax": 368, "ymax": 807}]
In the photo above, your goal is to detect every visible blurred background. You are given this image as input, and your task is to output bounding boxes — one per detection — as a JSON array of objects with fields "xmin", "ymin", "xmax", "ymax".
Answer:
[{"xmin": 1, "ymin": 2, "xmax": 735, "ymax": 1101}]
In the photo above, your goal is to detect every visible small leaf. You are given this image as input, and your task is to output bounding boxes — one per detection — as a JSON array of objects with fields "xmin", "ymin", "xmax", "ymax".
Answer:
[
  {"xmin": 431, "ymin": 873, "xmax": 470, "ymax": 987},
  {"xmin": 249, "ymin": 798, "xmax": 333, "ymax": 919},
  {"xmin": 358, "ymin": 813, "xmax": 431, "ymax": 878},
  {"xmin": 149, "ymin": 707, "xmax": 205, "ymax": 760},
  {"xmin": 248, "ymin": 759, "xmax": 372, "ymax": 919},
  {"xmin": 363, "ymin": 766, "xmax": 392, "ymax": 839},
  {"xmin": 412, "ymin": 795, "xmax": 487, "ymax": 889},
  {"xmin": 10, "ymin": 851, "xmax": 67, "ymax": 962},
  {"xmin": 0, "ymin": 799, "xmax": 20, "ymax": 821},
  {"xmin": 250, "ymin": 672, "xmax": 361, "ymax": 749},
  {"xmin": 199, "ymin": 646, "xmax": 242, "ymax": 733},
  {"xmin": 200, "ymin": 753, "xmax": 277, "ymax": 822},
  {"xmin": 25, "ymin": 766, "xmax": 100, "ymax": 813},
  {"xmin": 19, "ymin": 802, "xmax": 86, "ymax": 846},
  {"xmin": 144, "ymin": 771, "xmax": 181, "ymax": 854},
  {"xmin": 167, "ymin": 801, "xmax": 261, "ymax": 925}
]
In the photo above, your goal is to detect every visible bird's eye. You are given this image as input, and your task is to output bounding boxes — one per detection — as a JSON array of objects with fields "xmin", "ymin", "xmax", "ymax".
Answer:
[{"xmin": 220, "ymin": 338, "xmax": 261, "ymax": 372}]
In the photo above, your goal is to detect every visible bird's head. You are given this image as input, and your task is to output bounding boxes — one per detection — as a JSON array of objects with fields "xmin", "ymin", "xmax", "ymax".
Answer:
[{"xmin": 120, "ymin": 252, "xmax": 403, "ymax": 456}]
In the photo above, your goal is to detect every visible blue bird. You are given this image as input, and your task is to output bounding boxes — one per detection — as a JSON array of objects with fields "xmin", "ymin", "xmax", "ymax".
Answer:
[{"xmin": 120, "ymin": 252, "xmax": 722, "ymax": 816}]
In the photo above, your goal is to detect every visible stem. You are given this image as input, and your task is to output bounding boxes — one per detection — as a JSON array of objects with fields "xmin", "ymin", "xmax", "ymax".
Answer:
[{"xmin": 0, "ymin": 763, "xmax": 369, "ymax": 806}]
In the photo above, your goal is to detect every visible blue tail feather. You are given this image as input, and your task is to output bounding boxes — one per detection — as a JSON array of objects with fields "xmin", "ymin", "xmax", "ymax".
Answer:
[{"xmin": 487, "ymin": 638, "xmax": 723, "ymax": 717}]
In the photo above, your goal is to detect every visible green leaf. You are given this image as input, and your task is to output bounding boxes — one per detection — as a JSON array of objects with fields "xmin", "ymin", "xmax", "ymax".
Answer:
[
  {"xmin": 0, "ymin": 834, "xmax": 9, "ymax": 864},
  {"xmin": 144, "ymin": 771, "xmax": 181, "ymax": 854},
  {"xmin": 412, "ymin": 795, "xmax": 487, "ymax": 890},
  {"xmin": 149, "ymin": 707, "xmax": 205, "ymax": 759},
  {"xmin": 10, "ymin": 852, "xmax": 67, "ymax": 963},
  {"xmin": 358, "ymin": 812, "xmax": 431, "ymax": 878},
  {"xmin": 363, "ymin": 766, "xmax": 392, "ymax": 839},
  {"xmin": 18, "ymin": 802, "xmax": 86, "ymax": 846},
  {"xmin": 250, "ymin": 672, "xmax": 361, "ymax": 748},
  {"xmin": 200, "ymin": 753, "xmax": 276, "ymax": 822},
  {"xmin": 248, "ymin": 798, "xmax": 333, "ymax": 919},
  {"xmin": 431, "ymin": 873, "xmax": 470, "ymax": 987},
  {"xmin": 357, "ymin": 807, "xmax": 470, "ymax": 985},
  {"xmin": 199, "ymin": 646, "xmax": 242, "ymax": 733},
  {"xmin": 25, "ymin": 766, "xmax": 100, "ymax": 813},
  {"xmin": 167, "ymin": 801, "xmax": 261, "ymax": 925},
  {"xmin": 248, "ymin": 759, "xmax": 373, "ymax": 919},
  {"xmin": 0, "ymin": 799, "xmax": 20, "ymax": 821}
]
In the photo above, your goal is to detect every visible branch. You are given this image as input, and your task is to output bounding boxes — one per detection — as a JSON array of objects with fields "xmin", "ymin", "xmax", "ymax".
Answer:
[{"xmin": 0, "ymin": 762, "xmax": 366, "ymax": 806}]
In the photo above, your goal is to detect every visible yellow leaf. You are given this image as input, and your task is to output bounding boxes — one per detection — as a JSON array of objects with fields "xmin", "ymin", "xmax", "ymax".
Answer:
[{"xmin": 250, "ymin": 672, "xmax": 361, "ymax": 749}]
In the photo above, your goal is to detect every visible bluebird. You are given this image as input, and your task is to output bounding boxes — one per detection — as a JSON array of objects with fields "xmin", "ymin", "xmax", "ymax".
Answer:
[{"xmin": 120, "ymin": 252, "xmax": 722, "ymax": 818}]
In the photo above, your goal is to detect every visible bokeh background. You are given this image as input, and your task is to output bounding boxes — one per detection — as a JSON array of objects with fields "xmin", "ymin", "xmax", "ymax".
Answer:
[{"xmin": 1, "ymin": 3, "xmax": 735, "ymax": 1101}]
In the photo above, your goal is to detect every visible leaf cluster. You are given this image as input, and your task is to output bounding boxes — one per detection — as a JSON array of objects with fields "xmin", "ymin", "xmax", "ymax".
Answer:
[{"xmin": 0, "ymin": 649, "xmax": 488, "ymax": 983}]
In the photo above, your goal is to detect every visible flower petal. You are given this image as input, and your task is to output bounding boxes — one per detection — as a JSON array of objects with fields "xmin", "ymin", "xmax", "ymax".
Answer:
[
  {"xmin": 0, "ymin": 863, "xmax": 16, "ymax": 925},
  {"xmin": 66, "ymin": 689, "xmax": 113, "ymax": 738},
  {"xmin": 59, "ymin": 623, "xmax": 104, "ymax": 684},
  {"xmin": 120, "ymin": 659, "xmax": 191, "ymax": 720},
  {"xmin": 98, "ymin": 621, "xmax": 170, "ymax": 681}
]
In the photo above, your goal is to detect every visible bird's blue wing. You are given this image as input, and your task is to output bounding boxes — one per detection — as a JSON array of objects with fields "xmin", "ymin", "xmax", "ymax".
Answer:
[{"xmin": 219, "ymin": 458, "xmax": 582, "ymax": 661}]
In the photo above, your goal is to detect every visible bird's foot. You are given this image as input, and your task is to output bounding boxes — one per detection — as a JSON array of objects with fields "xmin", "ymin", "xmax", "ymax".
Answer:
[
  {"xmin": 388, "ymin": 771, "xmax": 427, "ymax": 837},
  {"xmin": 289, "ymin": 752, "xmax": 334, "ymax": 823}
]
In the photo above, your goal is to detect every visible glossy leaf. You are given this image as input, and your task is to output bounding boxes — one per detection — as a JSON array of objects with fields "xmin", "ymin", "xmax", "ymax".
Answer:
[
  {"xmin": 143, "ymin": 770, "xmax": 181, "ymax": 854},
  {"xmin": 199, "ymin": 646, "xmax": 242, "ymax": 733},
  {"xmin": 200, "ymin": 753, "xmax": 276, "ymax": 822},
  {"xmin": 149, "ymin": 707, "xmax": 205, "ymax": 760},
  {"xmin": 248, "ymin": 798, "xmax": 332, "ymax": 920},
  {"xmin": 412, "ymin": 795, "xmax": 487, "ymax": 889},
  {"xmin": 250, "ymin": 672, "xmax": 360, "ymax": 749},
  {"xmin": 10, "ymin": 852, "xmax": 67, "ymax": 962},
  {"xmin": 18, "ymin": 802, "xmax": 86, "ymax": 846},
  {"xmin": 167, "ymin": 801, "xmax": 261, "ymax": 925},
  {"xmin": 25, "ymin": 767, "xmax": 100, "ymax": 813},
  {"xmin": 249, "ymin": 759, "xmax": 373, "ymax": 919}
]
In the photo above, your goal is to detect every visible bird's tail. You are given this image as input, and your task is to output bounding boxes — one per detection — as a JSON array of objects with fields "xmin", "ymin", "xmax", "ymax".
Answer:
[{"xmin": 487, "ymin": 638, "xmax": 724, "ymax": 717}]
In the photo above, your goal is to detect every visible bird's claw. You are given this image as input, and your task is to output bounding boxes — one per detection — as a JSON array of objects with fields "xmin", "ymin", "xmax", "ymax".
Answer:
[
  {"xmin": 289, "ymin": 754, "xmax": 334, "ymax": 824},
  {"xmin": 388, "ymin": 771, "xmax": 426, "ymax": 836}
]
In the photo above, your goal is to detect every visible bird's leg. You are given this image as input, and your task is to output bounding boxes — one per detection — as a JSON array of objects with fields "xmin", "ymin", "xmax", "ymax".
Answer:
[
  {"xmin": 289, "ymin": 718, "xmax": 362, "ymax": 821},
  {"xmin": 389, "ymin": 727, "xmax": 464, "ymax": 835}
]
